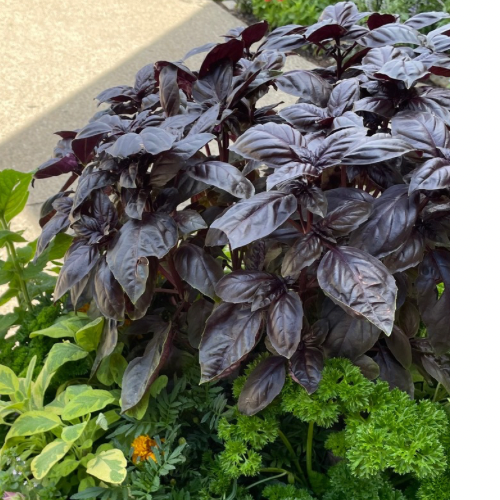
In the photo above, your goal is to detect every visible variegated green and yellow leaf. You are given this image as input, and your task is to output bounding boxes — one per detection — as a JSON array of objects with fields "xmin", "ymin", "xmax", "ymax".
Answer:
[
  {"xmin": 86, "ymin": 448, "xmax": 127, "ymax": 484},
  {"xmin": 31, "ymin": 438, "xmax": 72, "ymax": 480}
]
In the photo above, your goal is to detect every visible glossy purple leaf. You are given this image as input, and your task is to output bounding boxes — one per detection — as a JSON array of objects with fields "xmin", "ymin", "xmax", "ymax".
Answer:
[
  {"xmin": 358, "ymin": 23, "xmax": 423, "ymax": 48},
  {"xmin": 267, "ymin": 290, "xmax": 303, "ymax": 358},
  {"xmin": 173, "ymin": 210, "xmax": 207, "ymax": 234},
  {"xmin": 53, "ymin": 242, "xmax": 100, "ymax": 301},
  {"xmin": 317, "ymin": 246, "xmax": 397, "ymax": 335},
  {"xmin": 72, "ymin": 121, "xmax": 112, "ymax": 163},
  {"xmin": 158, "ymin": 64, "xmax": 180, "ymax": 117},
  {"xmin": 383, "ymin": 230, "xmax": 424, "ymax": 273},
  {"xmin": 92, "ymin": 258, "xmax": 126, "ymax": 321},
  {"xmin": 276, "ymin": 70, "xmax": 331, "ymax": 107},
  {"xmin": 290, "ymin": 345, "xmax": 324, "ymax": 394},
  {"xmin": 281, "ymin": 233, "xmax": 322, "ymax": 278},
  {"xmin": 410, "ymin": 158, "xmax": 450, "ymax": 193},
  {"xmin": 91, "ymin": 319, "xmax": 118, "ymax": 377},
  {"xmin": 374, "ymin": 346, "xmax": 414, "ymax": 397},
  {"xmin": 350, "ymin": 184, "xmax": 419, "ymax": 258},
  {"xmin": 322, "ymin": 301, "xmax": 380, "ymax": 360},
  {"xmin": 199, "ymin": 302, "xmax": 262, "ymax": 382},
  {"xmin": 211, "ymin": 191, "xmax": 298, "ymax": 249},
  {"xmin": 121, "ymin": 320, "xmax": 173, "ymax": 411},
  {"xmin": 174, "ymin": 243, "xmax": 223, "ymax": 299},
  {"xmin": 328, "ymin": 78, "xmax": 360, "ymax": 116},
  {"xmin": 317, "ymin": 200, "xmax": 372, "ymax": 237},
  {"xmin": 215, "ymin": 270, "xmax": 278, "ymax": 304},
  {"xmin": 186, "ymin": 161, "xmax": 254, "ymax": 199},
  {"xmin": 35, "ymin": 154, "xmax": 80, "ymax": 180},
  {"xmin": 404, "ymin": 12, "xmax": 450, "ymax": 30},
  {"xmin": 106, "ymin": 213, "xmax": 177, "ymax": 303},
  {"xmin": 230, "ymin": 123, "xmax": 307, "ymax": 168},
  {"xmin": 386, "ymin": 325, "xmax": 412, "ymax": 369},
  {"xmin": 199, "ymin": 38, "xmax": 245, "ymax": 78},
  {"xmin": 238, "ymin": 356, "xmax": 286, "ymax": 415}
]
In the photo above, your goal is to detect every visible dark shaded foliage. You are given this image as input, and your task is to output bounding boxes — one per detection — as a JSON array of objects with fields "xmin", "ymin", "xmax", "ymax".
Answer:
[{"xmin": 34, "ymin": 2, "xmax": 449, "ymax": 413}]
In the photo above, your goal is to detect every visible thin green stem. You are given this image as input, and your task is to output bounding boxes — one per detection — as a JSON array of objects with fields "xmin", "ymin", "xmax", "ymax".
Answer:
[
  {"xmin": 306, "ymin": 421, "xmax": 314, "ymax": 481},
  {"xmin": 0, "ymin": 215, "xmax": 32, "ymax": 312},
  {"xmin": 278, "ymin": 429, "xmax": 306, "ymax": 481},
  {"xmin": 247, "ymin": 470, "xmax": 288, "ymax": 490},
  {"xmin": 433, "ymin": 382, "xmax": 442, "ymax": 403}
]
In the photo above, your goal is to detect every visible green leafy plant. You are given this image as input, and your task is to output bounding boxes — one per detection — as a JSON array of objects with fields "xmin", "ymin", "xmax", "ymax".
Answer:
[{"xmin": 0, "ymin": 168, "xmax": 72, "ymax": 340}]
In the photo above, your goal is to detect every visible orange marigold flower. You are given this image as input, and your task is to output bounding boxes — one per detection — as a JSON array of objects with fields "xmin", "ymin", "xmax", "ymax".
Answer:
[
  {"xmin": 131, "ymin": 435, "xmax": 158, "ymax": 463},
  {"xmin": 78, "ymin": 303, "xmax": 90, "ymax": 313}
]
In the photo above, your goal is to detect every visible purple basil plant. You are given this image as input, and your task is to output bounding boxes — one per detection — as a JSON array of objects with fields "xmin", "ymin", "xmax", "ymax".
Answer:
[{"xmin": 33, "ymin": 2, "xmax": 450, "ymax": 415}]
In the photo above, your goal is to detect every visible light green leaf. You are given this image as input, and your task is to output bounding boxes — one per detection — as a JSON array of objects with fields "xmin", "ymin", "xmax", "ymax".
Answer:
[
  {"xmin": 62, "ymin": 389, "xmax": 116, "ymax": 421},
  {"xmin": 61, "ymin": 422, "xmax": 87, "ymax": 442},
  {"xmin": 46, "ymin": 342, "xmax": 88, "ymax": 373},
  {"xmin": 31, "ymin": 438, "xmax": 72, "ymax": 480},
  {"xmin": 110, "ymin": 354, "xmax": 128, "ymax": 387},
  {"xmin": 6, "ymin": 410, "xmax": 62, "ymax": 440},
  {"xmin": 51, "ymin": 458, "xmax": 80, "ymax": 477},
  {"xmin": 75, "ymin": 317, "xmax": 104, "ymax": 352},
  {"xmin": 30, "ymin": 314, "xmax": 90, "ymax": 339},
  {"xmin": 150, "ymin": 374, "xmax": 168, "ymax": 397},
  {"xmin": 86, "ymin": 448, "xmax": 127, "ymax": 484},
  {"xmin": 0, "ymin": 230, "xmax": 26, "ymax": 247},
  {"xmin": 64, "ymin": 384, "xmax": 91, "ymax": 403},
  {"xmin": 96, "ymin": 413, "xmax": 109, "ymax": 431},
  {"xmin": 0, "ymin": 365, "xmax": 19, "ymax": 395},
  {"xmin": 19, "ymin": 355, "xmax": 37, "ymax": 397},
  {"xmin": 0, "ymin": 287, "xmax": 18, "ymax": 307},
  {"xmin": 0, "ymin": 169, "xmax": 32, "ymax": 222}
]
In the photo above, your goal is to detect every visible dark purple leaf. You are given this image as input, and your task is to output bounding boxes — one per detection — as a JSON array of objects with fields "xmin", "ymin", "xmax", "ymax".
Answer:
[
  {"xmin": 199, "ymin": 39, "xmax": 245, "ymax": 78},
  {"xmin": 91, "ymin": 319, "xmax": 118, "ymax": 377},
  {"xmin": 416, "ymin": 249, "xmax": 450, "ymax": 355},
  {"xmin": 319, "ymin": 2, "xmax": 363, "ymax": 27},
  {"xmin": 350, "ymin": 184, "xmax": 419, "ymax": 258},
  {"xmin": 290, "ymin": 344, "xmax": 324, "ymax": 394},
  {"xmin": 267, "ymin": 290, "xmax": 303, "ymax": 358},
  {"xmin": 72, "ymin": 121, "xmax": 112, "ymax": 164},
  {"xmin": 279, "ymin": 104, "xmax": 327, "ymax": 132},
  {"xmin": 121, "ymin": 320, "xmax": 173, "ymax": 411},
  {"xmin": 305, "ymin": 20, "xmax": 347, "ymax": 44},
  {"xmin": 317, "ymin": 200, "xmax": 372, "ymax": 237},
  {"xmin": 404, "ymin": 12, "xmax": 450, "ymax": 30},
  {"xmin": 341, "ymin": 136, "xmax": 415, "ymax": 165},
  {"xmin": 398, "ymin": 300, "xmax": 420, "ymax": 338},
  {"xmin": 215, "ymin": 270, "xmax": 277, "ymax": 304},
  {"xmin": 95, "ymin": 85, "xmax": 135, "ymax": 104},
  {"xmin": 281, "ymin": 233, "xmax": 322, "ymax": 278},
  {"xmin": 358, "ymin": 23, "xmax": 423, "ymax": 48},
  {"xmin": 35, "ymin": 154, "xmax": 80, "ymax": 180},
  {"xmin": 317, "ymin": 246, "xmax": 397, "ymax": 335},
  {"xmin": 120, "ymin": 163, "xmax": 138, "ymax": 189},
  {"xmin": 374, "ymin": 346, "xmax": 414, "ymax": 397},
  {"xmin": 333, "ymin": 111, "xmax": 364, "ymax": 130},
  {"xmin": 106, "ymin": 133, "xmax": 143, "ymax": 158},
  {"xmin": 420, "ymin": 353, "xmax": 450, "ymax": 393},
  {"xmin": 92, "ymin": 258, "xmax": 125, "ymax": 321},
  {"xmin": 375, "ymin": 58, "xmax": 430, "ymax": 88},
  {"xmin": 139, "ymin": 128, "xmax": 176, "ymax": 155},
  {"xmin": 230, "ymin": 123, "xmax": 306, "ymax": 168},
  {"xmin": 276, "ymin": 70, "xmax": 331, "ymax": 107},
  {"xmin": 159, "ymin": 64, "xmax": 180, "ymax": 117},
  {"xmin": 210, "ymin": 191, "xmax": 297, "ymax": 249},
  {"xmin": 188, "ymin": 104, "xmax": 220, "ymax": 136},
  {"xmin": 385, "ymin": 325, "xmax": 412, "ymax": 369},
  {"xmin": 324, "ymin": 188, "xmax": 374, "ymax": 213},
  {"xmin": 173, "ymin": 210, "xmax": 207, "ymax": 234},
  {"xmin": 106, "ymin": 213, "xmax": 177, "ymax": 303},
  {"xmin": 53, "ymin": 242, "xmax": 100, "ymax": 301},
  {"xmin": 405, "ymin": 87, "xmax": 450, "ymax": 125},
  {"xmin": 35, "ymin": 205, "xmax": 71, "ymax": 261},
  {"xmin": 328, "ymin": 78, "xmax": 360, "ymax": 116},
  {"xmin": 322, "ymin": 301, "xmax": 380, "ymax": 360},
  {"xmin": 186, "ymin": 161, "xmax": 254, "ymax": 199},
  {"xmin": 126, "ymin": 258, "xmax": 159, "ymax": 320},
  {"xmin": 383, "ymin": 230, "xmax": 424, "ymax": 273},
  {"xmin": 199, "ymin": 302, "xmax": 262, "ymax": 382},
  {"xmin": 367, "ymin": 13, "xmax": 397, "ymax": 30},
  {"xmin": 238, "ymin": 356, "xmax": 286, "ymax": 415},
  {"xmin": 410, "ymin": 158, "xmax": 450, "ymax": 193},
  {"xmin": 73, "ymin": 169, "xmax": 115, "ymax": 211},
  {"xmin": 353, "ymin": 96, "xmax": 394, "ymax": 118},
  {"xmin": 240, "ymin": 21, "xmax": 269, "ymax": 47},
  {"xmin": 174, "ymin": 243, "xmax": 223, "ymax": 299},
  {"xmin": 391, "ymin": 111, "xmax": 450, "ymax": 159},
  {"xmin": 125, "ymin": 189, "xmax": 149, "ymax": 220},
  {"xmin": 187, "ymin": 299, "xmax": 214, "ymax": 349},
  {"xmin": 353, "ymin": 355, "xmax": 380, "ymax": 380}
]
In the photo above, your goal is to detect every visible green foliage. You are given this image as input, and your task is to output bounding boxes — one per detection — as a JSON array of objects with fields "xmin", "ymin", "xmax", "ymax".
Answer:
[
  {"xmin": 0, "ymin": 304, "xmax": 62, "ymax": 377},
  {"xmin": 324, "ymin": 463, "xmax": 406, "ymax": 500},
  {"xmin": 262, "ymin": 483, "xmax": 315, "ymax": 500},
  {"xmin": 239, "ymin": 0, "xmax": 450, "ymax": 29}
]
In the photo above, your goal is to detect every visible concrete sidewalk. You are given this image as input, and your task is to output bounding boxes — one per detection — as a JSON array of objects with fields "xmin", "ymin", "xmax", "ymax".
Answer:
[{"xmin": 0, "ymin": 0, "xmax": 313, "ymax": 236}]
